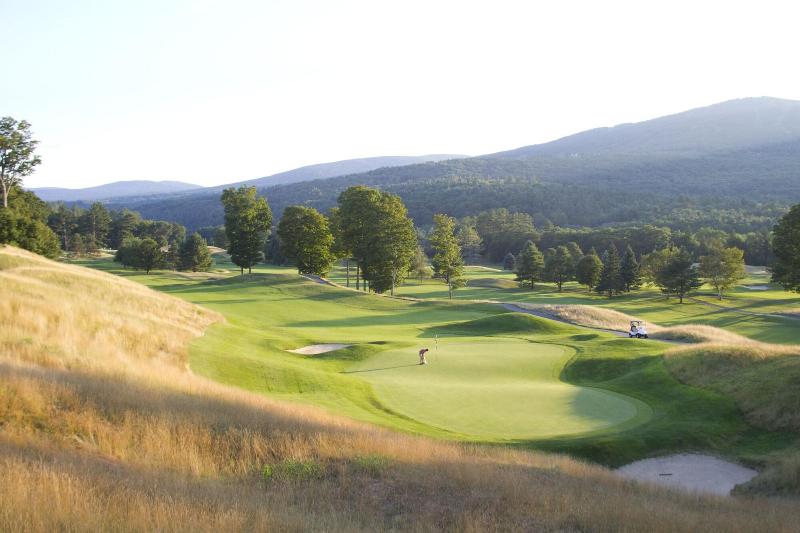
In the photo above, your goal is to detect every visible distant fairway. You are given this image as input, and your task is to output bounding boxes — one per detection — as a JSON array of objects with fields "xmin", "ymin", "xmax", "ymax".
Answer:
[{"xmin": 348, "ymin": 340, "xmax": 651, "ymax": 439}]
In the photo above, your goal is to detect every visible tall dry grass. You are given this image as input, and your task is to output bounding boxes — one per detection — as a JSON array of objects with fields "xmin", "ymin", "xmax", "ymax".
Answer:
[
  {"xmin": 3, "ymin": 245, "xmax": 800, "ymax": 531},
  {"xmin": 512, "ymin": 303, "xmax": 770, "ymax": 345}
]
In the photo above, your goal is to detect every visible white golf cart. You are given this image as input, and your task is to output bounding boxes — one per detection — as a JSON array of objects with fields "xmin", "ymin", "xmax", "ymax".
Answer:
[{"xmin": 628, "ymin": 320, "xmax": 648, "ymax": 339}]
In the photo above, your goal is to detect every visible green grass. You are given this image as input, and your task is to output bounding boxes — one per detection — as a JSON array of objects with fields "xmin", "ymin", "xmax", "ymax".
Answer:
[
  {"xmin": 328, "ymin": 264, "xmax": 800, "ymax": 344},
  {"xmin": 347, "ymin": 339, "xmax": 651, "ymax": 439},
  {"xmin": 79, "ymin": 254, "xmax": 798, "ymax": 471}
]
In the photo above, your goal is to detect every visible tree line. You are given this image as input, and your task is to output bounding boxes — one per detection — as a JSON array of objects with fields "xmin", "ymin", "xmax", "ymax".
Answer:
[{"xmin": 2, "ymin": 116, "xmax": 800, "ymax": 296}]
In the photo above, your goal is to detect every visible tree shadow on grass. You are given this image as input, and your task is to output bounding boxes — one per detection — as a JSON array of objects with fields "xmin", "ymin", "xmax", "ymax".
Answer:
[{"xmin": 342, "ymin": 364, "xmax": 420, "ymax": 374}]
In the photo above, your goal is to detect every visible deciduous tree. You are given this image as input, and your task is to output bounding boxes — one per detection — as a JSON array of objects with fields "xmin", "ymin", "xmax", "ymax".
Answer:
[
  {"xmin": 656, "ymin": 249, "xmax": 702, "ymax": 303},
  {"xmin": 221, "ymin": 186, "xmax": 272, "ymax": 274},
  {"xmin": 277, "ymin": 206, "xmax": 335, "ymax": 276},
  {"xmin": 700, "ymin": 246, "xmax": 746, "ymax": 299},
  {"xmin": 430, "ymin": 214, "xmax": 465, "ymax": 299},
  {"xmin": 0, "ymin": 117, "xmax": 41, "ymax": 209}
]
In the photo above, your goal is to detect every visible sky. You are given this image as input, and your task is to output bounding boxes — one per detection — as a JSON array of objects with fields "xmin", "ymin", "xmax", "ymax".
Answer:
[{"xmin": 4, "ymin": 0, "xmax": 800, "ymax": 189}]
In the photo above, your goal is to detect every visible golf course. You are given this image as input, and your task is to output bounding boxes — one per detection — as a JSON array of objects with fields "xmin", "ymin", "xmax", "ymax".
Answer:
[{"xmin": 81, "ymin": 251, "xmax": 800, "ymax": 476}]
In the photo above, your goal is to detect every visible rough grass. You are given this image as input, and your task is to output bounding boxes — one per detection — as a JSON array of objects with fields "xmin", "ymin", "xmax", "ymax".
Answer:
[
  {"xmin": 663, "ymin": 338, "xmax": 800, "ymax": 496},
  {"xmin": 510, "ymin": 303, "xmax": 655, "ymax": 332},
  {"xmin": 511, "ymin": 302, "xmax": 779, "ymax": 345},
  {"xmin": 4, "ymin": 245, "xmax": 800, "ymax": 531},
  {"xmin": 467, "ymin": 277, "xmax": 519, "ymax": 289},
  {"xmin": 665, "ymin": 343, "xmax": 800, "ymax": 433}
]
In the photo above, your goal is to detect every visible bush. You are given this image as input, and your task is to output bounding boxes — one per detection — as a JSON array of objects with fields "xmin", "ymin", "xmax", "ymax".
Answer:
[
  {"xmin": 352, "ymin": 455, "xmax": 390, "ymax": 477},
  {"xmin": 262, "ymin": 459, "xmax": 325, "ymax": 482}
]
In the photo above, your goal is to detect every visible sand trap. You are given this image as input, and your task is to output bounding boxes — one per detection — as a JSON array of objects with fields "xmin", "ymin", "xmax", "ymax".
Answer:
[
  {"xmin": 743, "ymin": 285, "xmax": 769, "ymax": 291},
  {"xmin": 287, "ymin": 344, "xmax": 351, "ymax": 355},
  {"xmin": 617, "ymin": 454, "xmax": 757, "ymax": 496}
]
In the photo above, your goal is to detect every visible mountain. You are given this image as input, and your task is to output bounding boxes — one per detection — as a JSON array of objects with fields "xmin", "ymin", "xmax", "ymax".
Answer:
[
  {"xmin": 491, "ymin": 97, "xmax": 800, "ymax": 159},
  {"xmin": 31, "ymin": 180, "xmax": 202, "ymax": 202},
  {"xmin": 110, "ymin": 97, "xmax": 800, "ymax": 232},
  {"xmin": 218, "ymin": 155, "xmax": 464, "ymax": 190}
]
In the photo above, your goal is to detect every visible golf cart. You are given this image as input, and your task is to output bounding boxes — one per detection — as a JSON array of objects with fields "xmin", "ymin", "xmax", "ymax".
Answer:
[{"xmin": 629, "ymin": 320, "xmax": 648, "ymax": 339}]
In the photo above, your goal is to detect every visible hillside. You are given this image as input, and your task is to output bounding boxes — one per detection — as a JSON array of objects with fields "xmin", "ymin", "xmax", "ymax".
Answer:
[
  {"xmin": 31, "ymin": 180, "xmax": 202, "ymax": 202},
  {"xmin": 112, "ymin": 97, "xmax": 800, "ymax": 230},
  {"xmin": 491, "ymin": 97, "xmax": 800, "ymax": 159},
  {"xmin": 219, "ymin": 154, "xmax": 464, "ymax": 190},
  {"xmin": 4, "ymin": 245, "xmax": 800, "ymax": 531}
]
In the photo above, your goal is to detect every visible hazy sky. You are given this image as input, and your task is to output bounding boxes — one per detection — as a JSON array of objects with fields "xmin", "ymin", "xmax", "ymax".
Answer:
[{"xmin": 5, "ymin": 0, "xmax": 800, "ymax": 188}]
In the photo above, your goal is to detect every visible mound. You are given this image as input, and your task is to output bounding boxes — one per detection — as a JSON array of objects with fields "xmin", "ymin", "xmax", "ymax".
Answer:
[
  {"xmin": 0, "ymin": 245, "xmax": 221, "ymax": 370},
  {"xmin": 467, "ymin": 277, "xmax": 519, "ymax": 289},
  {"xmin": 511, "ymin": 303, "xmax": 648, "ymax": 332},
  {"xmin": 663, "ymin": 341, "xmax": 800, "ymax": 497},
  {"xmin": 433, "ymin": 312, "xmax": 577, "ymax": 336},
  {"xmin": 665, "ymin": 343, "xmax": 800, "ymax": 433}
]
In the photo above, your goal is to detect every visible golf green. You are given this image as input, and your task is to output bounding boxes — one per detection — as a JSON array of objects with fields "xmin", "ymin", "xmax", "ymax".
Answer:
[{"xmin": 347, "ymin": 340, "xmax": 652, "ymax": 439}]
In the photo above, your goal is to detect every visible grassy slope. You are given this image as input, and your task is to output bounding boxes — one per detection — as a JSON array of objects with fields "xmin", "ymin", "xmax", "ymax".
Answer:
[
  {"xmin": 81, "ymin": 255, "xmax": 797, "ymax": 477},
  {"xmin": 9, "ymin": 246, "xmax": 800, "ymax": 531}
]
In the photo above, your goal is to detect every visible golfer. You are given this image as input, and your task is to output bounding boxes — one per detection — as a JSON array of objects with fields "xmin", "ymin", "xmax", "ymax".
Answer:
[{"xmin": 418, "ymin": 348, "xmax": 429, "ymax": 365}]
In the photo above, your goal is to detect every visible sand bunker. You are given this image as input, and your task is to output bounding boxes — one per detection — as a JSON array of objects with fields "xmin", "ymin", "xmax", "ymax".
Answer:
[
  {"xmin": 617, "ymin": 454, "xmax": 757, "ymax": 496},
  {"xmin": 742, "ymin": 285, "xmax": 769, "ymax": 290},
  {"xmin": 288, "ymin": 344, "xmax": 351, "ymax": 355}
]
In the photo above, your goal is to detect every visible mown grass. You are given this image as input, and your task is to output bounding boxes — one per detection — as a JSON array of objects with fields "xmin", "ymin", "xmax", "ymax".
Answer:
[
  {"xmin": 9, "ymin": 245, "xmax": 800, "ymax": 531},
  {"xmin": 79, "ymin": 252, "xmax": 799, "ymax": 485},
  {"xmin": 330, "ymin": 264, "xmax": 800, "ymax": 344}
]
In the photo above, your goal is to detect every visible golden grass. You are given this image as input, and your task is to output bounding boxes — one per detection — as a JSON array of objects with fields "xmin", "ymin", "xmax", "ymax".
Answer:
[
  {"xmin": 665, "ymin": 342, "xmax": 800, "ymax": 433},
  {"xmin": 511, "ymin": 303, "xmax": 656, "ymax": 332},
  {"xmin": 512, "ymin": 303, "xmax": 769, "ymax": 345},
  {"xmin": 3, "ymin": 245, "xmax": 800, "ymax": 531}
]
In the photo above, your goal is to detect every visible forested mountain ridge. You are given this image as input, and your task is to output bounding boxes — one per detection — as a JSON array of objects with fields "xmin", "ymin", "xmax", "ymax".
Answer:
[
  {"xmin": 32, "ymin": 180, "xmax": 202, "ymax": 202},
  {"xmin": 111, "ymin": 97, "xmax": 800, "ymax": 231},
  {"xmin": 218, "ymin": 154, "xmax": 465, "ymax": 190},
  {"xmin": 491, "ymin": 97, "xmax": 800, "ymax": 159}
]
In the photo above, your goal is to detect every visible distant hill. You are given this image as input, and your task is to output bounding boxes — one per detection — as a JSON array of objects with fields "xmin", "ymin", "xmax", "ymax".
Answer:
[
  {"xmin": 490, "ymin": 97, "xmax": 800, "ymax": 159},
  {"xmin": 111, "ymin": 97, "xmax": 800, "ymax": 232},
  {"xmin": 31, "ymin": 180, "xmax": 202, "ymax": 202},
  {"xmin": 218, "ymin": 154, "xmax": 464, "ymax": 190}
]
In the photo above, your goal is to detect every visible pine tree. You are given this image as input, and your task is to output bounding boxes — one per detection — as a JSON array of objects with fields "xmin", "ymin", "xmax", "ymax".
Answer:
[
  {"xmin": 596, "ymin": 244, "xmax": 623, "ymax": 297},
  {"xmin": 502, "ymin": 252, "xmax": 516, "ymax": 271},
  {"xmin": 620, "ymin": 245, "xmax": 642, "ymax": 292},
  {"xmin": 514, "ymin": 240, "xmax": 544, "ymax": 289},
  {"xmin": 655, "ymin": 249, "xmax": 702, "ymax": 303},
  {"xmin": 544, "ymin": 245, "xmax": 574, "ymax": 291},
  {"xmin": 771, "ymin": 204, "xmax": 800, "ymax": 292},
  {"xmin": 179, "ymin": 233, "xmax": 214, "ymax": 272},
  {"xmin": 576, "ymin": 252, "xmax": 603, "ymax": 291},
  {"xmin": 430, "ymin": 214, "xmax": 465, "ymax": 299}
]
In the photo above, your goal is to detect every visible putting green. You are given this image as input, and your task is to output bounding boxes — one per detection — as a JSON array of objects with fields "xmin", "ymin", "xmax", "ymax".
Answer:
[{"xmin": 348, "ymin": 340, "xmax": 652, "ymax": 439}]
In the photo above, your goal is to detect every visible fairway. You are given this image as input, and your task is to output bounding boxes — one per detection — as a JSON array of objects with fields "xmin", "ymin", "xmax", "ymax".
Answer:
[{"xmin": 348, "ymin": 340, "xmax": 652, "ymax": 439}]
